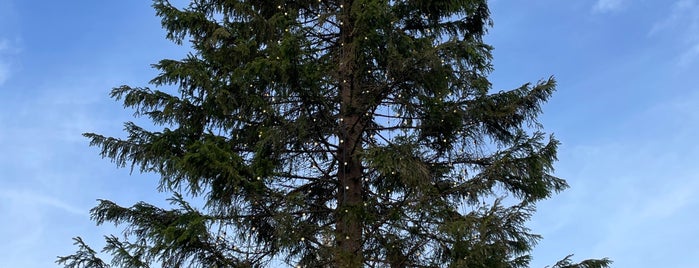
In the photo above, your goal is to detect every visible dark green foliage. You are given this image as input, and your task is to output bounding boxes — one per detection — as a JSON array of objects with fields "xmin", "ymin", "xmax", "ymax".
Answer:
[
  {"xmin": 551, "ymin": 255, "xmax": 613, "ymax": 268},
  {"xmin": 56, "ymin": 238, "xmax": 109, "ymax": 268},
  {"xmin": 59, "ymin": 0, "xmax": 610, "ymax": 267}
]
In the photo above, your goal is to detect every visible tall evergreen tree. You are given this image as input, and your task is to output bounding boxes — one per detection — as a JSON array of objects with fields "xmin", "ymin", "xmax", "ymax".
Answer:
[{"xmin": 58, "ymin": 0, "xmax": 611, "ymax": 267}]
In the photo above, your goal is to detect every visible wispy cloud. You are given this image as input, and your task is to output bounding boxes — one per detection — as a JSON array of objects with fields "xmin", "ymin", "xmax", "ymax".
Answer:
[
  {"xmin": 648, "ymin": 0, "xmax": 699, "ymax": 65},
  {"xmin": 0, "ymin": 39, "xmax": 11, "ymax": 86},
  {"xmin": 649, "ymin": 0, "xmax": 699, "ymax": 35},
  {"xmin": 638, "ymin": 179, "xmax": 699, "ymax": 220},
  {"xmin": 530, "ymin": 89, "xmax": 699, "ymax": 267},
  {"xmin": 678, "ymin": 43, "xmax": 699, "ymax": 66},
  {"xmin": 0, "ymin": 62, "xmax": 8, "ymax": 85},
  {"xmin": 0, "ymin": 39, "xmax": 8, "ymax": 52},
  {"xmin": 0, "ymin": 189, "xmax": 86, "ymax": 215},
  {"xmin": 0, "ymin": 75, "xmax": 130, "ymax": 267},
  {"xmin": 0, "ymin": 187, "xmax": 88, "ymax": 268},
  {"xmin": 0, "ymin": 38, "xmax": 22, "ymax": 86},
  {"xmin": 592, "ymin": 0, "xmax": 625, "ymax": 13}
]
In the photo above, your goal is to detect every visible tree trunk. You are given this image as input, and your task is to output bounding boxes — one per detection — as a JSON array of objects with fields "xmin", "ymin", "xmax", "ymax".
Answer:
[{"xmin": 336, "ymin": 0, "xmax": 364, "ymax": 266}]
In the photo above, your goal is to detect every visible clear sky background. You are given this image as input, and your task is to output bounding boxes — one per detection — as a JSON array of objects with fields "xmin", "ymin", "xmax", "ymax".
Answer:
[{"xmin": 1, "ymin": 0, "xmax": 697, "ymax": 267}]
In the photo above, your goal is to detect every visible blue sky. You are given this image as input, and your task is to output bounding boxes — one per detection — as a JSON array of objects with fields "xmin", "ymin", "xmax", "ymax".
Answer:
[{"xmin": 0, "ymin": 0, "xmax": 697, "ymax": 267}]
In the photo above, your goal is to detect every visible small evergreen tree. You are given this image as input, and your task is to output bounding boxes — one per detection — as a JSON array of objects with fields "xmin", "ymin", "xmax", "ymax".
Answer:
[{"xmin": 58, "ymin": 0, "xmax": 611, "ymax": 267}]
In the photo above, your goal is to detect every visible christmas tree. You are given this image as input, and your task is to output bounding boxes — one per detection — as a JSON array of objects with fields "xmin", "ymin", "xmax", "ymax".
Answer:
[{"xmin": 58, "ymin": 1, "xmax": 611, "ymax": 267}]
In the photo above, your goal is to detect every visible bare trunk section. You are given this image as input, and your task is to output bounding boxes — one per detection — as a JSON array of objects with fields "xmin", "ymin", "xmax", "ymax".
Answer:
[{"xmin": 335, "ymin": 0, "xmax": 364, "ymax": 266}]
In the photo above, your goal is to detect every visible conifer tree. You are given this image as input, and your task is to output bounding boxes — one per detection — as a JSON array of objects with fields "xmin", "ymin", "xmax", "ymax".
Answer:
[{"xmin": 58, "ymin": 0, "xmax": 611, "ymax": 267}]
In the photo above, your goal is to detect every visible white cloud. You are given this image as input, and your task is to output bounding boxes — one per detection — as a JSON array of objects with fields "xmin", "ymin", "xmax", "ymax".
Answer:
[
  {"xmin": 0, "ymin": 76, "xmax": 129, "ymax": 267},
  {"xmin": 648, "ymin": 0, "xmax": 699, "ymax": 65},
  {"xmin": 638, "ymin": 180, "xmax": 699, "ymax": 220},
  {"xmin": 649, "ymin": 0, "xmax": 699, "ymax": 35},
  {"xmin": 529, "ymin": 89, "xmax": 699, "ymax": 267},
  {"xmin": 0, "ymin": 189, "xmax": 86, "ymax": 216},
  {"xmin": 0, "ymin": 62, "xmax": 8, "ymax": 86},
  {"xmin": 0, "ymin": 38, "xmax": 18, "ymax": 86},
  {"xmin": 0, "ymin": 39, "xmax": 9, "ymax": 85},
  {"xmin": 593, "ymin": 0, "xmax": 625, "ymax": 13},
  {"xmin": 678, "ymin": 42, "xmax": 699, "ymax": 66}
]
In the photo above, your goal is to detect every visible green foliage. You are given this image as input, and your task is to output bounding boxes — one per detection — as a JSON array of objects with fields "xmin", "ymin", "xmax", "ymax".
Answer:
[
  {"xmin": 59, "ymin": 0, "xmax": 610, "ymax": 267},
  {"xmin": 550, "ymin": 255, "xmax": 613, "ymax": 268},
  {"xmin": 56, "ymin": 237, "xmax": 109, "ymax": 268}
]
